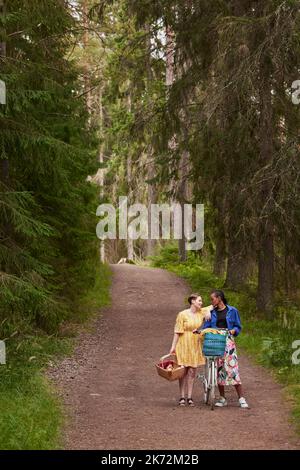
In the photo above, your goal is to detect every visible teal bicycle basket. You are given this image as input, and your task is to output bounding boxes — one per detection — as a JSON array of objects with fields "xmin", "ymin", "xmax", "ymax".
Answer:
[{"xmin": 203, "ymin": 333, "xmax": 227, "ymax": 357}]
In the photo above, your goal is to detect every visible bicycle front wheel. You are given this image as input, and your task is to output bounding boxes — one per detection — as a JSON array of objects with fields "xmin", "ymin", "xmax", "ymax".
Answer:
[
  {"xmin": 203, "ymin": 359, "xmax": 209, "ymax": 404},
  {"xmin": 210, "ymin": 360, "xmax": 215, "ymax": 410}
]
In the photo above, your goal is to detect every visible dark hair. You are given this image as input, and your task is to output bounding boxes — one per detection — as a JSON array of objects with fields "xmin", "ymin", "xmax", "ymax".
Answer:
[
  {"xmin": 188, "ymin": 293, "xmax": 201, "ymax": 305},
  {"xmin": 211, "ymin": 289, "xmax": 228, "ymax": 305}
]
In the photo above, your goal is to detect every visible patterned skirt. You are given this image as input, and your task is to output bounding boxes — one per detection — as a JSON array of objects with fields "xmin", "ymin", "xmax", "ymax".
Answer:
[{"xmin": 217, "ymin": 335, "xmax": 242, "ymax": 386}]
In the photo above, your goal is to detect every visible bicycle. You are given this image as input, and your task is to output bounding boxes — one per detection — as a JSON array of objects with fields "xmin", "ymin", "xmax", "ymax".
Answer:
[
  {"xmin": 197, "ymin": 328, "xmax": 228, "ymax": 410},
  {"xmin": 197, "ymin": 357, "xmax": 218, "ymax": 410}
]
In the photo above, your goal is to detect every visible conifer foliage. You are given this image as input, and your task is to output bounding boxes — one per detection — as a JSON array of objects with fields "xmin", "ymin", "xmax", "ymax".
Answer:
[
  {"xmin": 0, "ymin": 0, "xmax": 99, "ymax": 332},
  {"xmin": 93, "ymin": 0, "xmax": 300, "ymax": 315}
]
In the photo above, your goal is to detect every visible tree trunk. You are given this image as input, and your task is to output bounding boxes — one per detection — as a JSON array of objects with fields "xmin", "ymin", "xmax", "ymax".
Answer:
[
  {"xmin": 257, "ymin": 224, "xmax": 274, "ymax": 314},
  {"xmin": 178, "ymin": 211, "xmax": 187, "ymax": 262},
  {"xmin": 213, "ymin": 226, "xmax": 227, "ymax": 278},
  {"xmin": 165, "ymin": 22, "xmax": 184, "ymax": 260},
  {"xmin": 177, "ymin": 146, "xmax": 189, "ymax": 262},
  {"xmin": 0, "ymin": 0, "xmax": 8, "ymax": 184},
  {"xmin": 256, "ymin": 37, "xmax": 274, "ymax": 316},
  {"xmin": 165, "ymin": 24, "xmax": 175, "ymax": 87},
  {"xmin": 225, "ymin": 233, "xmax": 248, "ymax": 289},
  {"xmin": 145, "ymin": 25, "xmax": 157, "ymax": 258},
  {"xmin": 83, "ymin": 0, "xmax": 92, "ymax": 124},
  {"xmin": 126, "ymin": 90, "xmax": 134, "ymax": 261},
  {"xmin": 146, "ymin": 157, "xmax": 157, "ymax": 257},
  {"xmin": 98, "ymin": 86, "xmax": 105, "ymax": 262}
]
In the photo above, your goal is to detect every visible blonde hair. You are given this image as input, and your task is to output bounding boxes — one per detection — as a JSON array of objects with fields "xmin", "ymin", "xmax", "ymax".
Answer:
[{"xmin": 187, "ymin": 293, "xmax": 200, "ymax": 305}]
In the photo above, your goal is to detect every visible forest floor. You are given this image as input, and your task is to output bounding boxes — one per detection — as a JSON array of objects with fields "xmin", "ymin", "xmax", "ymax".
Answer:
[{"xmin": 49, "ymin": 264, "xmax": 300, "ymax": 450}]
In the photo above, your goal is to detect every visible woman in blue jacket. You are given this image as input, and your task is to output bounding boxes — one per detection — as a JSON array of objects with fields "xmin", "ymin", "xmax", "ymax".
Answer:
[{"xmin": 198, "ymin": 289, "xmax": 249, "ymax": 409}]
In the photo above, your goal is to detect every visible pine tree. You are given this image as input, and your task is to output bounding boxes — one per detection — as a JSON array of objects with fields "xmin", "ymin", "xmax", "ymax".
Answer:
[{"xmin": 0, "ymin": 0, "xmax": 99, "ymax": 332}]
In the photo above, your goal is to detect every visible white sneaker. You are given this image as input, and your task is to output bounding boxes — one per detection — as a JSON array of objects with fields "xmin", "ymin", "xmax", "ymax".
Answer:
[
  {"xmin": 239, "ymin": 397, "xmax": 249, "ymax": 409},
  {"xmin": 215, "ymin": 397, "xmax": 228, "ymax": 407}
]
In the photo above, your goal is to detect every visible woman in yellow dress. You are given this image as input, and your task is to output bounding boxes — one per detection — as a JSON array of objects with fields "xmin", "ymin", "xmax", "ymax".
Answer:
[{"xmin": 169, "ymin": 293, "xmax": 211, "ymax": 407}]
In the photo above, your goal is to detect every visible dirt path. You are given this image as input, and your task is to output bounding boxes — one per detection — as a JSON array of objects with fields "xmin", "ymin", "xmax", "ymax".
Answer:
[{"xmin": 49, "ymin": 264, "xmax": 300, "ymax": 450}]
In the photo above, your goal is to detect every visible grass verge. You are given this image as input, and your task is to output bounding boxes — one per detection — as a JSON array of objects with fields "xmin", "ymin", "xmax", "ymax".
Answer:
[{"xmin": 0, "ymin": 262, "xmax": 111, "ymax": 449}]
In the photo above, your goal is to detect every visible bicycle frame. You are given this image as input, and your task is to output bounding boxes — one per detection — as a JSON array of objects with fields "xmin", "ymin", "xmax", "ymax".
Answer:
[{"xmin": 198, "ymin": 328, "xmax": 229, "ymax": 410}]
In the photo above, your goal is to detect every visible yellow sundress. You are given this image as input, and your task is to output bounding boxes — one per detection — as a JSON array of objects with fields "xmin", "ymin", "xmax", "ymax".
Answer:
[{"xmin": 174, "ymin": 308, "xmax": 209, "ymax": 367}]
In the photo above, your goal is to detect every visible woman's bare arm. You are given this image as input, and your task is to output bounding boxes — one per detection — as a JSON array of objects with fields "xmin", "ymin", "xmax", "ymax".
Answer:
[
  {"xmin": 170, "ymin": 333, "xmax": 180, "ymax": 354},
  {"xmin": 203, "ymin": 305, "xmax": 213, "ymax": 321}
]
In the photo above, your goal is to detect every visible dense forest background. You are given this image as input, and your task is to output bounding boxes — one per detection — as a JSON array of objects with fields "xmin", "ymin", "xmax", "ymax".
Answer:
[
  {"xmin": 1, "ymin": 0, "xmax": 300, "ymax": 328},
  {"xmin": 2, "ymin": 0, "xmax": 300, "ymax": 330},
  {"xmin": 0, "ymin": 0, "xmax": 102, "ymax": 337},
  {"xmin": 86, "ymin": 0, "xmax": 300, "ymax": 318},
  {"xmin": 1, "ymin": 0, "xmax": 300, "ymax": 449}
]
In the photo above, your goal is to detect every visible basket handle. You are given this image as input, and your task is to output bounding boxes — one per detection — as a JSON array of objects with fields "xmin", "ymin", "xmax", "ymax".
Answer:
[
  {"xmin": 202, "ymin": 327, "xmax": 229, "ymax": 336},
  {"xmin": 159, "ymin": 353, "xmax": 176, "ymax": 362}
]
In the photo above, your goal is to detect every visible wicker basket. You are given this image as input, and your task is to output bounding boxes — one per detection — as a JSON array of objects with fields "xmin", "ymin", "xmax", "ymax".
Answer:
[
  {"xmin": 155, "ymin": 354, "xmax": 185, "ymax": 381},
  {"xmin": 203, "ymin": 332, "xmax": 227, "ymax": 357}
]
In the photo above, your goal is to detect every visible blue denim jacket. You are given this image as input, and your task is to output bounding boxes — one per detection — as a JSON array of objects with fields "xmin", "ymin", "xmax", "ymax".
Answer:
[{"xmin": 200, "ymin": 304, "xmax": 242, "ymax": 336}]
